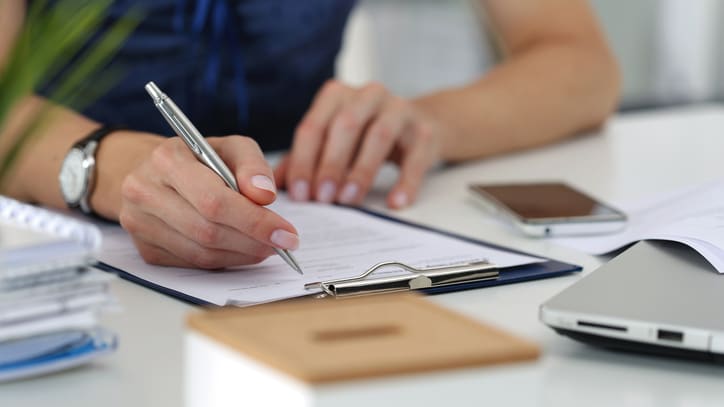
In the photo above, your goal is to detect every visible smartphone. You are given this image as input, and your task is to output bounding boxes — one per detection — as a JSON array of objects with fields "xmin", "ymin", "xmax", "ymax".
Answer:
[{"xmin": 469, "ymin": 182, "xmax": 627, "ymax": 237}]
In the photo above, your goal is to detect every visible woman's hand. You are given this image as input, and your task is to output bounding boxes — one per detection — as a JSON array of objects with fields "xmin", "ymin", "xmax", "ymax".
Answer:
[
  {"xmin": 119, "ymin": 135, "xmax": 299, "ymax": 269},
  {"xmin": 275, "ymin": 80, "xmax": 445, "ymax": 209}
]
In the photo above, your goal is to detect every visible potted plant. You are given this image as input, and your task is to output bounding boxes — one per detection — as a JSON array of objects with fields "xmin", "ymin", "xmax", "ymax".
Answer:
[{"xmin": 0, "ymin": 0, "xmax": 139, "ymax": 185}]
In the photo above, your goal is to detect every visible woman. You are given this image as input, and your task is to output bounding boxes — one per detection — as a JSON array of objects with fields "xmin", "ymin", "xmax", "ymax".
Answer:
[{"xmin": 0, "ymin": 0, "xmax": 619, "ymax": 269}]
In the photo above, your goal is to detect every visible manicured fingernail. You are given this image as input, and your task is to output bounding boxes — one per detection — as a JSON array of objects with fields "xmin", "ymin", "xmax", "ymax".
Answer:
[
  {"xmin": 392, "ymin": 191, "xmax": 409, "ymax": 208},
  {"xmin": 291, "ymin": 180, "xmax": 309, "ymax": 201},
  {"xmin": 317, "ymin": 180, "xmax": 336, "ymax": 203},
  {"xmin": 270, "ymin": 229, "xmax": 300, "ymax": 250},
  {"xmin": 339, "ymin": 182, "xmax": 359, "ymax": 204},
  {"xmin": 251, "ymin": 175, "xmax": 276, "ymax": 194}
]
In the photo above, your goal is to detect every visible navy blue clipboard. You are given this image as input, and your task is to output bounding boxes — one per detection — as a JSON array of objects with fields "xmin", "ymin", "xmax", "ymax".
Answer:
[
  {"xmin": 98, "ymin": 207, "xmax": 581, "ymax": 306},
  {"xmin": 356, "ymin": 208, "xmax": 581, "ymax": 295}
]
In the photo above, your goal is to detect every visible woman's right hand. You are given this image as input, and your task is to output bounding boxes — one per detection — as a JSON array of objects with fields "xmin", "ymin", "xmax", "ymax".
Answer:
[{"xmin": 118, "ymin": 135, "xmax": 299, "ymax": 269}]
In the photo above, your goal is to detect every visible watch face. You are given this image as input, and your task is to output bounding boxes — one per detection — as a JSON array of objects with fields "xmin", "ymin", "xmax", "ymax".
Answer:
[{"xmin": 59, "ymin": 148, "xmax": 87, "ymax": 204}]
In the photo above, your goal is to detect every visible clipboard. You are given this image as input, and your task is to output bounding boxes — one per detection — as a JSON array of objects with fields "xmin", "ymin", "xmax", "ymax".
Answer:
[
  {"xmin": 97, "ymin": 206, "xmax": 581, "ymax": 306},
  {"xmin": 303, "ymin": 258, "xmax": 577, "ymax": 299},
  {"xmin": 304, "ymin": 260, "xmax": 500, "ymax": 298}
]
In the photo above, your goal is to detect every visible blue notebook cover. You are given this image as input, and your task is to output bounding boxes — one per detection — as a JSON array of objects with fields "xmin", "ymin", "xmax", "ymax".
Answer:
[{"xmin": 0, "ymin": 328, "xmax": 117, "ymax": 382}]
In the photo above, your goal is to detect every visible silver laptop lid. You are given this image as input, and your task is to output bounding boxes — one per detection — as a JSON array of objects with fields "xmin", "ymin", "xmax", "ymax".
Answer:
[{"xmin": 541, "ymin": 241, "xmax": 724, "ymax": 355}]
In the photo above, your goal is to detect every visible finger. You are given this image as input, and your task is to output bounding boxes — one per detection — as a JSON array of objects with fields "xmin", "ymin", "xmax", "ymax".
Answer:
[
  {"xmin": 209, "ymin": 136, "xmax": 276, "ymax": 206},
  {"xmin": 148, "ymin": 142, "xmax": 300, "ymax": 250},
  {"xmin": 386, "ymin": 126, "xmax": 436, "ymax": 209},
  {"xmin": 123, "ymin": 177, "xmax": 275, "ymax": 256},
  {"xmin": 273, "ymin": 154, "xmax": 290, "ymax": 190},
  {"xmin": 286, "ymin": 80, "xmax": 349, "ymax": 201},
  {"xmin": 120, "ymin": 184, "xmax": 271, "ymax": 269},
  {"xmin": 130, "ymin": 237, "xmax": 194, "ymax": 268},
  {"xmin": 178, "ymin": 178, "xmax": 299, "ymax": 251},
  {"xmin": 125, "ymin": 213, "xmax": 268, "ymax": 269},
  {"xmin": 315, "ymin": 83, "xmax": 387, "ymax": 203},
  {"xmin": 339, "ymin": 98, "xmax": 410, "ymax": 205}
]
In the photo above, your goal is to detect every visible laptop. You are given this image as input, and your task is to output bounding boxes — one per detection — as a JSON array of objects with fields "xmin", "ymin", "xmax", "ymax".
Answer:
[{"xmin": 540, "ymin": 240, "xmax": 724, "ymax": 363}]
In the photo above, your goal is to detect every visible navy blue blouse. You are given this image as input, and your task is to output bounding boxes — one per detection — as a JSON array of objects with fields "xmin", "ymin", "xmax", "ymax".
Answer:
[{"xmin": 34, "ymin": 0, "xmax": 356, "ymax": 151}]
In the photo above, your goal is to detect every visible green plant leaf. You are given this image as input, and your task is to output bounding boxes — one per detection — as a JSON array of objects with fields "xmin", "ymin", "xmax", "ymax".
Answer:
[{"xmin": 0, "ymin": 0, "xmax": 142, "ymax": 185}]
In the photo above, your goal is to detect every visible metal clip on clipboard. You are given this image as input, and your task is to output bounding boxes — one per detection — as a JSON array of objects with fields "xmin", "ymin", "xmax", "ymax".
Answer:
[{"xmin": 304, "ymin": 261, "xmax": 499, "ymax": 298}]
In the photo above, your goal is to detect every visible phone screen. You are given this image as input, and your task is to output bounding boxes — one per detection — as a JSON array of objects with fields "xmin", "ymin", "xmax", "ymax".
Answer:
[{"xmin": 471, "ymin": 183, "xmax": 623, "ymax": 221}]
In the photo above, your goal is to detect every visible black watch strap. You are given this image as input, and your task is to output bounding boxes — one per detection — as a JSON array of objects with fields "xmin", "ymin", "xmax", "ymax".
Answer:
[
  {"xmin": 75, "ymin": 125, "xmax": 125, "ymax": 219},
  {"xmin": 75, "ymin": 125, "xmax": 125, "ymax": 148}
]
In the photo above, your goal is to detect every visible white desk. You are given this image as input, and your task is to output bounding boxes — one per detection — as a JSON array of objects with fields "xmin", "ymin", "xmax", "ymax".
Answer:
[{"xmin": 3, "ymin": 105, "xmax": 724, "ymax": 406}]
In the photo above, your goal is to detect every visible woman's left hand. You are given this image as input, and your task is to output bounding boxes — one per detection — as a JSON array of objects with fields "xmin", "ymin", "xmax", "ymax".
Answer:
[{"xmin": 275, "ymin": 80, "xmax": 444, "ymax": 209}]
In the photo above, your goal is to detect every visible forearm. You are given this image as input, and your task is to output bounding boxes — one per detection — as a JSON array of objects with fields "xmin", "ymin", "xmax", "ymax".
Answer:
[
  {"xmin": 1, "ymin": 95, "xmax": 162, "ymax": 220},
  {"xmin": 414, "ymin": 38, "xmax": 620, "ymax": 162}
]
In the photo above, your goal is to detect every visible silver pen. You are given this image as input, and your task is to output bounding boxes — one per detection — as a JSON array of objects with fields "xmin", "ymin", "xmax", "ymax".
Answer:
[{"xmin": 144, "ymin": 81, "xmax": 303, "ymax": 275}]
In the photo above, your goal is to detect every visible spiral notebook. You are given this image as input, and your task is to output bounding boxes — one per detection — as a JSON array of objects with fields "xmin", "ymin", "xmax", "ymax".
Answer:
[
  {"xmin": 0, "ymin": 196, "xmax": 101, "ymax": 276},
  {"xmin": 0, "ymin": 196, "xmax": 115, "ymax": 382}
]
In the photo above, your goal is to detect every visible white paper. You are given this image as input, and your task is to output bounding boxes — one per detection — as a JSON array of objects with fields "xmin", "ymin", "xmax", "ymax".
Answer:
[
  {"xmin": 0, "ymin": 310, "xmax": 98, "ymax": 342},
  {"xmin": 98, "ymin": 195, "xmax": 544, "ymax": 305},
  {"xmin": 552, "ymin": 179, "xmax": 724, "ymax": 273}
]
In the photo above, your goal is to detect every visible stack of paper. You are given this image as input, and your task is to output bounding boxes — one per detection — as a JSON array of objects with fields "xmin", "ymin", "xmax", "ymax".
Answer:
[
  {"xmin": 0, "ymin": 197, "xmax": 117, "ymax": 382},
  {"xmin": 552, "ymin": 179, "xmax": 724, "ymax": 273}
]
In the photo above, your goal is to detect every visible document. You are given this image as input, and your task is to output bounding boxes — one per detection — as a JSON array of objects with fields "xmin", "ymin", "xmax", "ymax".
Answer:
[
  {"xmin": 98, "ymin": 195, "xmax": 544, "ymax": 306},
  {"xmin": 552, "ymin": 179, "xmax": 724, "ymax": 273}
]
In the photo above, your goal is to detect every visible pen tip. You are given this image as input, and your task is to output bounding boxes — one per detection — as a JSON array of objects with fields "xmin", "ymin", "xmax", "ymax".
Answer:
[{"xmin": 276, "ymin": 248, "xmax": 303, "ymax": 275}]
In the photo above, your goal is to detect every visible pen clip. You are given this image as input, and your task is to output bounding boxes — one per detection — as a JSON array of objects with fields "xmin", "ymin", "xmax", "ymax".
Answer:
[
  {"xmin": 304, "ymin": 260, "xmax": 498, "ymax": 298},
  {"xmin": 167, "ymin": 114, "xmax": 201, "ymax": 155}
]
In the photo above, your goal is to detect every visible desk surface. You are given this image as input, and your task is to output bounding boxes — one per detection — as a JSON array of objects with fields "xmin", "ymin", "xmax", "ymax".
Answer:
[{"xmin": 3, "ymin": 105, "xmax": 724, "ymax": 406}]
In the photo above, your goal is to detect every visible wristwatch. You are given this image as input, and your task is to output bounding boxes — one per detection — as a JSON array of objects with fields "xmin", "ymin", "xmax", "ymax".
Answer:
[{"xmin": 58, "ymin": 126, "xmax": 121, "ymax": 215}]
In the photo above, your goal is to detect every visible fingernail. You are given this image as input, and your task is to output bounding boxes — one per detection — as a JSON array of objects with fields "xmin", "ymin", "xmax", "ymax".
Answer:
[
  {"xmin": 291, "ymin": 180, "xmax": 309, "ymax": 201},
  {"xmin": 317, "ymin": 180, "xmax": 336, "ymax": 203},
  {"xmin": 339, "ymin": 182, "xmax": 359, "ymax": 204},
  {"xmin": 251, "ymin": 175, "xmax": 276, "ymax": 194},
  {"xmin": 270, "ymin": 229, "xmax": 300, "ymax": 250},
  {"xmin": 392, "ymin": 191, "xmax": 409, "ymax": 208}
]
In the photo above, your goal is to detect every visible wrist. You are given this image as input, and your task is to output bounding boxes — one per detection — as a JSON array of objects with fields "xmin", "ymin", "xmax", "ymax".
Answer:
[
  {"xmin": 90, "ymin": 130, "xmax": 163, "ymax": 221},
  {"xmin": 411, "ymin": 95, "xmax": 458, "ymax": 162}
]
